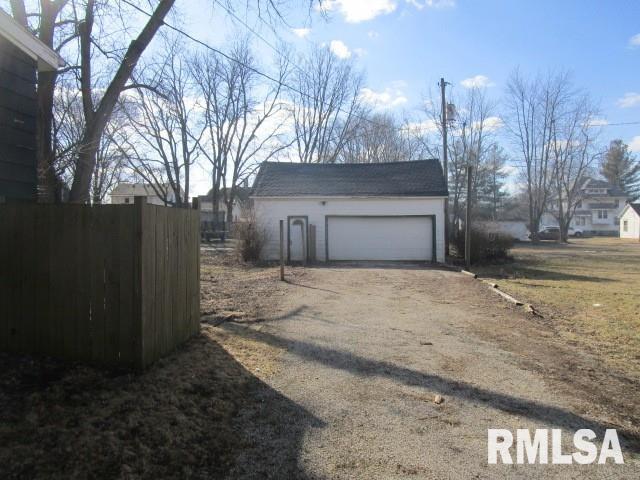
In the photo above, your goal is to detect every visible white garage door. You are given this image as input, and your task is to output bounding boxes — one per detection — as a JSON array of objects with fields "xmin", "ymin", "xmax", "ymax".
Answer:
[{"xmin": 327, "ymin": 216, "xmax": 432, "ymax": 261}]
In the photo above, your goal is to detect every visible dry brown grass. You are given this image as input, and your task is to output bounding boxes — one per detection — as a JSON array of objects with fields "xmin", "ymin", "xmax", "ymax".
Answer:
[{"xmin": 474, "ymin": 237, "xmax": 640, "ymax": 374}]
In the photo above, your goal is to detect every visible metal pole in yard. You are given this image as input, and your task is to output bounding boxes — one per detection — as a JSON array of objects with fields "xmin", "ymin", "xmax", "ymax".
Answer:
[
  {"xmin": 279, "ymin": 219, "xmax": 285, "ymax": 281},
  {"xmin": 465, "ymin": 165, "xmax": 472, "ymax": 270},
  {"xmin": 440, "ymin": 78, "xmax": 450, "ymax": 258}
]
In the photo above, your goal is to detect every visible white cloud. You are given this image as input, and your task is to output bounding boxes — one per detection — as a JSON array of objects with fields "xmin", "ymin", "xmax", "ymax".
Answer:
[
  {"xmin": 630, "ymin": 136, "xmax": 640, "ymax": 153},
  {"xmin": 329, "ymin": 40, "xmax": 352, "ymax": 59},
  {"xmin": 587, "ymin": 118, "xmax": 608, "ymax": 127},
  {"xmin": 359, "ymin": 85, "xmax": 408, "ymax": 109},
  {"xmin": 406, "ymin": 0, "xmax": 455, "ymax": 9},
  {"xmin": 353, "ymin": 47, "xmax": 367, "ymax": 57},
  {"xmin": 406, "ymin": 119, "xmax": 440, "ymax": 133},
  {"xmin": 460, "ymin": 75, "xmax": 494, "ymax": 89},
  {"xmin": 617, "ymin": 92, "xmax": 640, "ymax": 108},
  {"xmin": 483, "ymin": 116, "xmax": 504, "ymax": 131},
  {"xmin": 367, "ymin": 30, "xmax": 379, "ymax": 39},
  {"xmin": 629, "ymin": 33, "xmax": 640, "ymax": 48},
  {"xmin": 322, "ymin": 0, "xmax": 397, "ymax": 23},
  {"xmin": 292, "ymin": 28, "xmax": 311, "ymax": 38}
]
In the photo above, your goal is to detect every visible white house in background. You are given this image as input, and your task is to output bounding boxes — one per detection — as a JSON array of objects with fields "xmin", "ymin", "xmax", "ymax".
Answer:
[
  {"xmin": 197, "ymin": 187, "xmax": 251, "ymax": 224},
  {"xmin": 110, "ymin": 183, "xmax": 174, "ymax": 205},
  {"xmin": 542, "ymin": 178, "xmax": 628, "ymax": 236},
  {"xmin": 252, "ymin": 160, "xmax": 448, "ymax": 263},
  {"xmin": 620, "ymin": 203, "xmax": 640, "ymax": 240}
]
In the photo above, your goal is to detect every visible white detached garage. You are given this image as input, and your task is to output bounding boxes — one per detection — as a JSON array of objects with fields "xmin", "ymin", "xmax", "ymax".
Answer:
[{"xmin": 252, "ymin": 160, "xmax": 448, "ymax": 263}]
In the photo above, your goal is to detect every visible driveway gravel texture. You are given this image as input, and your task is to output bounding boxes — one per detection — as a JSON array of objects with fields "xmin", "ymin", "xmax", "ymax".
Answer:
[{"xmin": 221, "ymin": 262, "xmax": 640, "ymax": 479}]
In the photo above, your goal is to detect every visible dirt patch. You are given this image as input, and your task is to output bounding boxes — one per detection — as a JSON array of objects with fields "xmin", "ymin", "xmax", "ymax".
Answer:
[{"xmin": 0, "ymin": 249, "xmax": 291, "ymax": 479}]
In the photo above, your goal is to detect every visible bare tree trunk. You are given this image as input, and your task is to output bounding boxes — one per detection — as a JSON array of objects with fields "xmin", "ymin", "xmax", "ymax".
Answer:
[{"xmin": 69, "ymin": 0, "xmax": 175, "ymax": 203}]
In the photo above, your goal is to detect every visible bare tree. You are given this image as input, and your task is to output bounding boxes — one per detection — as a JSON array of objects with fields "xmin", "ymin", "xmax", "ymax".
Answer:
[
  {"xmin": 504, "ymin": 70, "xmax": 571, "ymax": 241},
  {"xmin": 550, "ymin": 94, "xmax": 601, "ymax": 242},
  {"xmin": 423, "ymin": 87, "xmax": 499, "ymax": 229},
  {"xmin": 191, "ymin": 40, "xmax": 291, "ymax": 225},
  {"xmin": 121, "ymin": 37, "xmax": 203, "ymax": 207},
  {"xmin": 338, "ymin": 112, "xmax": 424, "ymax": 164},
  {"xmin": 289, "ymin": 45, "xmax": 364, "ymax": 163},
  {"xmin": 52, "ymin": 81, "xmax": 127, "ymax": 203}
]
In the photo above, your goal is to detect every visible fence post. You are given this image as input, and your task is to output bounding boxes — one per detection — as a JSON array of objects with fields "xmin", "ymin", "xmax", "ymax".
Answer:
[
  {"xmin": 279, "ymin": 219, "xmax": 285, "ymax": 281},
  {"xmin": 192, "ymin": 197, "xmax": 199, "ymax": 210},
  {"xmin": 465, "ymin": 166, "xmax": 472, "ymax": 270}
]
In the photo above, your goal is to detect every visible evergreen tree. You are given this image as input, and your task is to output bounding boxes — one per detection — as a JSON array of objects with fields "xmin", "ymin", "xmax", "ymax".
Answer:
[{"xmin": 600, "ymin": 140, "xmax": 640, "ymax": 198}]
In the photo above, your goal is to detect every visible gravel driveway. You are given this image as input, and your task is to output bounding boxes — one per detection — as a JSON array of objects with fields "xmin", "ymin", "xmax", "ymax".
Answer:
[{"xmin": 221, "ymin": 264, "xmax": 640, "ymax": 479}]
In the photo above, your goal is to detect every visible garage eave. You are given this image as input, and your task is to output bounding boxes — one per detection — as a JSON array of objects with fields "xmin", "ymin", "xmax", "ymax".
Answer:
[{"xmin": 251, "ymin": 195, "xmax": 449, "ymax": 200}]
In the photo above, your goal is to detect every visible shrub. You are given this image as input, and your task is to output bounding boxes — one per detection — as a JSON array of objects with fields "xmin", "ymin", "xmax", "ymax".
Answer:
[
  {"xmin": 233, "ymin": 219, "xmax": 268, "ymax": 262},
  {"xmin": 453, "ymin": 226, "xmax": 514, "ymax": 263}
]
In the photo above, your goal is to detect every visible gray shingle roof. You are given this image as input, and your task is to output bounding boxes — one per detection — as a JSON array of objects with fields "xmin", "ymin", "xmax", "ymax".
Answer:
[{"xmin": 251, "ymin": 160, "xmax": 448, "ymax": 197}]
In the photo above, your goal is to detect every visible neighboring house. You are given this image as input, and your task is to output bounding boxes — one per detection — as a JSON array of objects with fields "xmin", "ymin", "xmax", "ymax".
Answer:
[
  {"xmin": 197, "ymin": 186, "xmax": 251, "ymax": 224},
  {"xmin": 252, "ymin": 160, "xmax": 448, "ymax": 263},
  {"xmin": 542, "ymin": 178, "xmax": 628, "ymax": 236},
  {"xmin": 0, "ymin": 11, "xmax": 62, "ymax": 201},
  {"xmin": 619, "ymin": 203, "xmax": 640, "ymax": 240},
  {"xmin": 110, "ymin": 183, "xmax": 174, "ymax": 205}
]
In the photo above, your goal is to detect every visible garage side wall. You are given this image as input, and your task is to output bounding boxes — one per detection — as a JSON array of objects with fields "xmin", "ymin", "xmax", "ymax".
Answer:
[{"xmin": 253, "ymin": 197, "xmax": 446, "ymax": 262}]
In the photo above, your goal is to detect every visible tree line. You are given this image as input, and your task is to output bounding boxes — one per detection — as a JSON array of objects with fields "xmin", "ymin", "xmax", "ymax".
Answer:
[{"xmin": 7, "ymin": 0, "xmax": 639, "ymax": 236}]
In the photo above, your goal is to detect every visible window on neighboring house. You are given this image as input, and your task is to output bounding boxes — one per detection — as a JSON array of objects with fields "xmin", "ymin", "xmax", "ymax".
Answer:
[
  {"xmin": 576, "ymin": 200, "xmax": 582, "ymax": 208},
  {"xmin": 624, "ymin": 220, "xmax": 629, "ymax": 232},
  {"xmin": 614, "ymin": 199, "xmax": 619, "ymax": 208},
  {"xmin": 597, "ymin": 210, "xmax": 608, "ymax": 219},
  {"xmin": 124, "ymin": 197, "xmax": 130, "ymax": 204}
]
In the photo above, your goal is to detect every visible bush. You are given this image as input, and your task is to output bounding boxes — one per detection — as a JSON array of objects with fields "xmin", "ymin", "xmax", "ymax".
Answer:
[
  {"xmin": 453, "ymin": 227, "xmax": 514, "ymax": 263},
  {"xmin": 233, "ymin": 220, "xmax": 268, "ymax": 262}
]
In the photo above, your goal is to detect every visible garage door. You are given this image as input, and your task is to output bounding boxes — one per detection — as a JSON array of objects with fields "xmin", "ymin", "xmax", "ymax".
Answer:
[{"xmin": 326, "ymin": 216, "xmax": 433, "ymax": 261}]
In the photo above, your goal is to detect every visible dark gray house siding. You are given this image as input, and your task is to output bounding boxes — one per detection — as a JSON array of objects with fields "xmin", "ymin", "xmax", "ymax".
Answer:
[{"xmin": 0, "ymin": 35, "xmax": 37, "ymax": 201}]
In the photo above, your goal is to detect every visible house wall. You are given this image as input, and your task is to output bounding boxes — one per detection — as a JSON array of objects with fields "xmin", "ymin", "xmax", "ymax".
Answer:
[
  {"xmin": 0, "ymin": 36, "xmax": 37, "ymax": 201},
  {"xmin": 254, "ymin": 196, "xmax": 446, "ymax": 262},
  {"xmin": 620, "ymin": 209, "xmax": 640, "ymax": 239},
  {"xmin": 542, "ymin": 196, "xmax": 627, "ymax": 236},
  {"xmin": 111, "ymin": 192, "xmax": 169, "ymax": 206}
]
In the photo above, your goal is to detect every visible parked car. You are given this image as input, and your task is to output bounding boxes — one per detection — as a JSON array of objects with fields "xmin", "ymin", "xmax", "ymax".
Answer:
[
  {"xmin": 528, "ymin": 226, "xmax": 560, "ymax": 241},
  {"xmin": 568, "ymin": 227, "xmax": 584, "ymax": 237}
]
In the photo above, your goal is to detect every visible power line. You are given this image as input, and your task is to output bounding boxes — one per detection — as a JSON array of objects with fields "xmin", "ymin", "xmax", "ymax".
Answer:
[
  {"xmin": 122, "ymin": 0, "xmax": 415, "ymax": 135},
  {"xmin": 121, "ymin": 0, "xmax": 640, "ymax": 135}
]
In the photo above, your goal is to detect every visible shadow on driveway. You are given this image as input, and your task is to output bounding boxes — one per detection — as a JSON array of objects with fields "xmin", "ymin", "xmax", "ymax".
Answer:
[{"xmin": 221, "ymin": 320, "xmax": 640, "ymax": 456}]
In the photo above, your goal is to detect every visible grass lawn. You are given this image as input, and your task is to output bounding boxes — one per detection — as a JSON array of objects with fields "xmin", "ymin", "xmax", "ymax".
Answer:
[{"xmin": 473, "ymin": 237, "xmax": 640, "ymax": 374}]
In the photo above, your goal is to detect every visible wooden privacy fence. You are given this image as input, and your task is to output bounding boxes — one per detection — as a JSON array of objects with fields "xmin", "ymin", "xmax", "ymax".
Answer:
[{"xmin": 0, "ymin": 198, "xmax": 200, "ymax": 369}]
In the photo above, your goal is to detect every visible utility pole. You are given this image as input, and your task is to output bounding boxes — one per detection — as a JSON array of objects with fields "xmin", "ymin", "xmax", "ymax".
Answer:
[
  {"xmin": 439, "ymin": 78, "xmax": 450, "ymax": 257},
  {"xmin": 465, "ymin": 165, "xmax": 473, "ymax": 270}
]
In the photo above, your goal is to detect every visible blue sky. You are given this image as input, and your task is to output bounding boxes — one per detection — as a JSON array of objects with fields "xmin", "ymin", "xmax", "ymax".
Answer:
[{"xmin": 179, "ymin": 0, "xmax": 640, "ymax": 193}]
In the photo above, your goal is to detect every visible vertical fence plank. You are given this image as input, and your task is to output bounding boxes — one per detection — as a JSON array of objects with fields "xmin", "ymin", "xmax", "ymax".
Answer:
[
  {"xmin": 119, "ymin": 204, "xmax": 135, "ymax": 367},
  {"xmin": 90, "ymin": 207, "xmax": 107, "ymax": 363},
  {"xmin": 140, "ymin": 204, "xmax": 157, "ymax": 368},
  {"xmin": 75, "ymin": 206, "xmax": 92, "ymax": 361},
  {"xmin": 103, "ymin": 207, "xmax": 121, "ymax": 364}
]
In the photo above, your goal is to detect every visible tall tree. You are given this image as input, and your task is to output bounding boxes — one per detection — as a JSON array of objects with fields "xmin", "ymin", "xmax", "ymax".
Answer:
[
  {"xmin": 550, "ymin": 94, "xmax": 600, "ymax": 242},
  {"xmin": 69, "ymin": 0, "xmax": 175, "ymax": 202},
  {"xmin": 120, "ymin": 36, "xmax": 203, "ymax": 207},
  {"xmin": 476, "ymin": 144, "xmax": 509, "ymax": 220},
  {"xmin": 289, "ymin": 45, "xmax": 364, "ymax": 163},
  {"xmin": 192, "ymin": 40, "xmax": 291, "ymax": 224},
  {"xmin": 600, "ymin": 140, "xmax": 640, "ymax": 199},
  {"xmin": 505, "ymin": 70, "xmax": 571, "ymax": 242}
]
